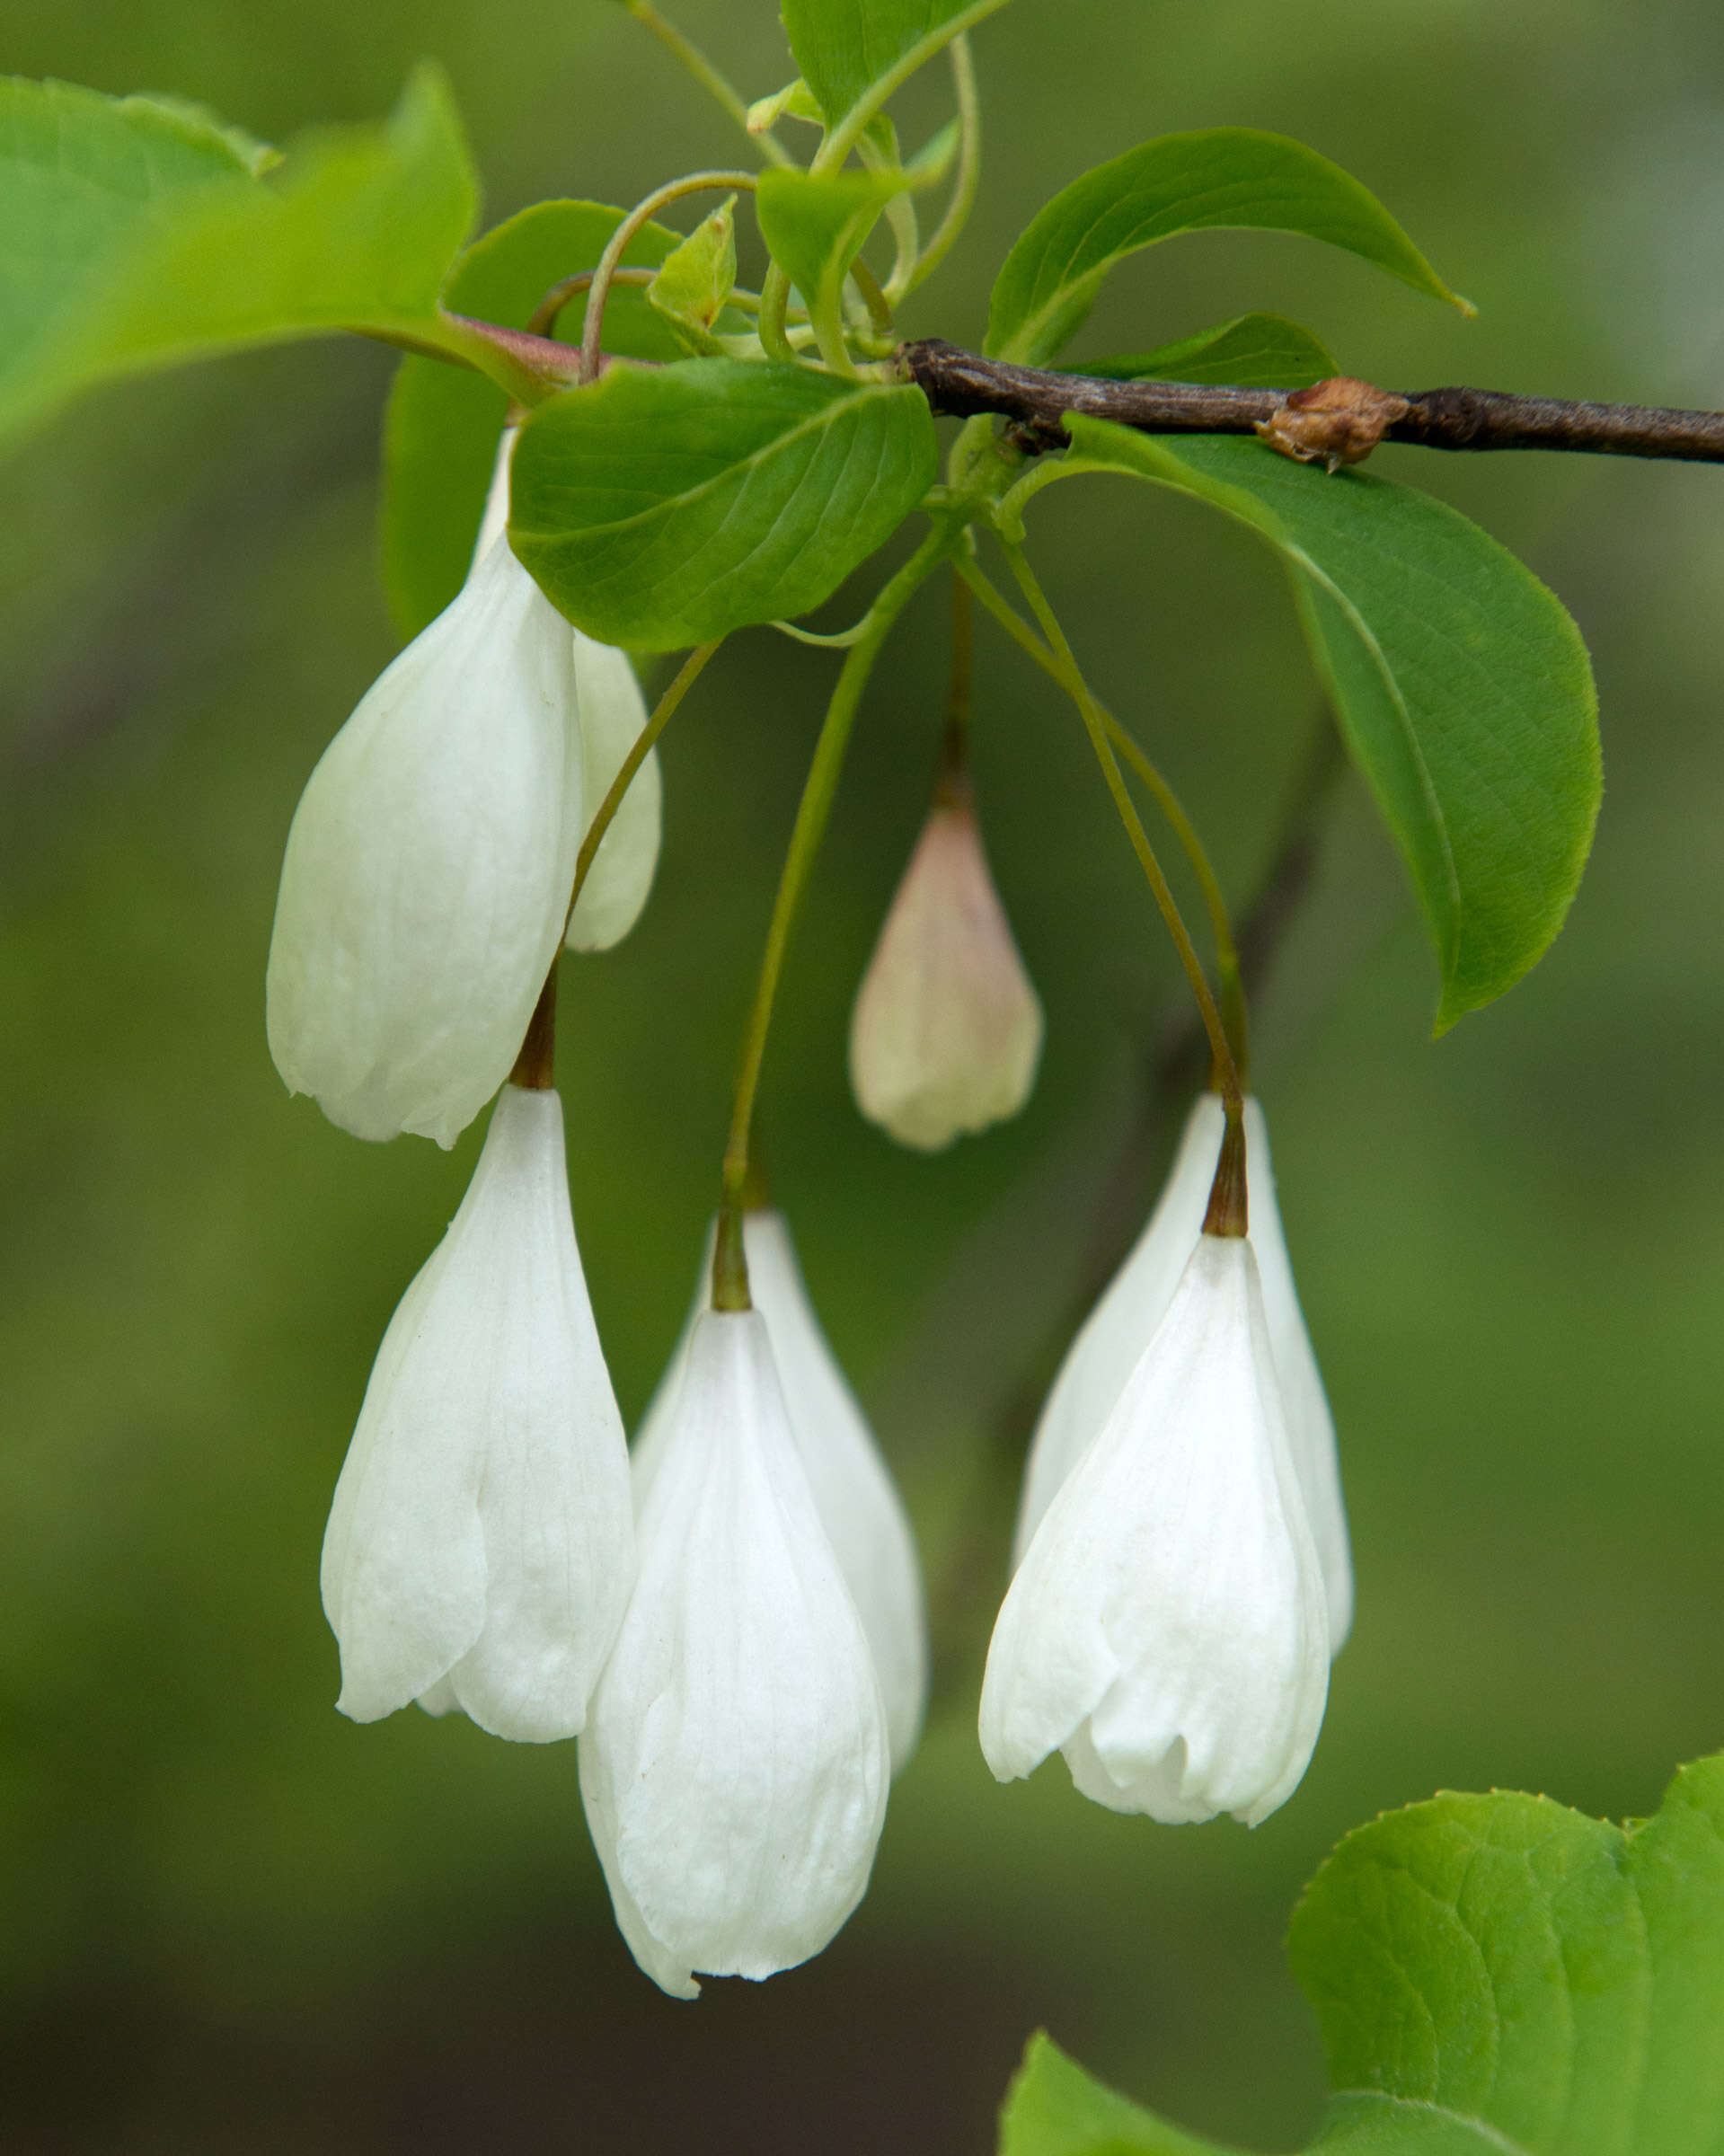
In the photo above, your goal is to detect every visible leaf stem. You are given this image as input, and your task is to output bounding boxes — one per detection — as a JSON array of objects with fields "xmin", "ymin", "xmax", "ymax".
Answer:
[
  {"xmin": 565, "ymin": 641, "xmax": 720, "ymax": 937},
  {"xmin": 526, "ymin": 265, "xmax": 655, "ymax": 340},
  {"xmin": 623, "ymin": 0, "xmax": 794, "ymax": 166},
  {"xmin": 906, "ymin": 37, "xmax": 981, "ymax": 295},
  {"xmin": 954, "ymin": 546, "xmax": 1248, "ymax": 1080},
  {"xmin": 943, "ymin": 565, "xmax": 973, "ymax": 779},
  {"xmin": 579, "ymin": 171, "xmax": 757, "ymax": 384},
  {"xmin": 999, "ymin": 541, "xmax": 1243, "ymax": 1119},
  {"xmin": 758, "ymin": 261, "xmax": 796, "ymax": 362},
  {"xmin": 715, "ymin": 522, "xmax": 955, "ymax": 1303}
]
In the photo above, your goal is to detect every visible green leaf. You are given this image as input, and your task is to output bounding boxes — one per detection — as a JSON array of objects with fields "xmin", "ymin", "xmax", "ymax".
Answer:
[
  {"xmin": 782, "ymin": 0, "xmax": 1011, "ymax": 137},
  {"xmin": 1038, "ymin": 421, "xmax": 1599, "ymax": 1029},
  {"xmin": 1078, "ymin": 313, "xmax": 1338, "ymax": 391},
  {"xmin": 1000, "ymin": 2033, "xmax": 1238, "ymax": 2156},
  {"xmin": 508, "ymin": 358, "xmax": 937, "ymax": 649},
  {"xmin": 745, "ymin": 78, "xmax": 826, "ymax": 135},
  {"xmin": 756, "ymin": 168, "xmax": 893, "ymax": 312},
  {"xmin": 0, "ymin": 66, "xmax": 476, "ymax": 448},
  {"xmin": 1293, "ymin": 1756, "xmax": 1724, "ymax": 2152},
  {"xmin": 647, "ymin": 193, "xmax": 738, "ymax": 352},
  {"xmin": 1002, "ymin": 1756, "xmax": 1724, "ymax": 2155},
  {"xmin": 119, "ymin": 93, "xmax": 281, "ymax": 176},
  {"xmin": 380, "ymin": 199, "xmax": 685, "ymax": 637},
  {"xmin": 986, "ymin": 129, "xmax": 1471, "ymax": 367},
  {"xmin": 756, "ymin": 128, "xmax": 953, "ymax": 321}
]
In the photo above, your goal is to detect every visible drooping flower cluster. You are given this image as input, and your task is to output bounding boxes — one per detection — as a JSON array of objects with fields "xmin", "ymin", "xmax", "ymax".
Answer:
[
  {"xmin": 273, "ymin": 430, "xmax": 922, "ymax": 1995},
  {"xmin": 270, "ymin": 420, "xmax": 1349, "ymax": 1998}
]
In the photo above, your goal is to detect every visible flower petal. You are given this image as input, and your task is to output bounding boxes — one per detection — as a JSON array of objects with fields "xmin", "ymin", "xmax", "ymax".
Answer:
[
  {"xmin": 1242, "ymin": 1098, "xmax": 1353, "ymax": 1649},
  {"xmin": 633, "ymin": 1214, "xmax": 928, "ymax": 1771},
  {"xmin": 1012, "ymin": 1091, "xmax": 1224, "ymax": 1565},
  {"xmin": 266, "ymin": 543, "xmax": 582, "ymax": 1148},
  {"xmin": 321, "ymin": 1086, "xmax": 633, "ymax": 1738},
  {"xmin": 585, "ymin": 1310, "xmax": 889, "ymax": 1992},
  {"xmin": 1012, "ymin": 1092, "xmax": 1353, "ymax": 1649},
  {"xmin": 980, "ymin": 1235, "xmax": 1329, "ymax": 1825}
]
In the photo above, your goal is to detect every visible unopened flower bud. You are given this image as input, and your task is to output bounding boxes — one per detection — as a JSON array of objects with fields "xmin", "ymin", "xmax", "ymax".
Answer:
[
  {"xmin": 580, "ymin": 1309, "xmax": 889, "ymax": 1997},
  {"xmin": 634, "ymin": 1209, "xmax": 927, "ymax": 1770},
  {"xmin": 321, "ymin": 1084, "xmax": 634, "ymax": 1740},
  {"xmin": 981, "ymin": 1234, "xmax": 1329, "ymax": 1826},
  {"xmin": 848, "ymin": 781, "xmax": 1043, "ymax": 1151}
]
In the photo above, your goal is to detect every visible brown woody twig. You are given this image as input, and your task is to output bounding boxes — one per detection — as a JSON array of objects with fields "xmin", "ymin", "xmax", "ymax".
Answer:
[{"xmin": 899, "ymin": 338, "xmax": 1724, "ymax": 464}]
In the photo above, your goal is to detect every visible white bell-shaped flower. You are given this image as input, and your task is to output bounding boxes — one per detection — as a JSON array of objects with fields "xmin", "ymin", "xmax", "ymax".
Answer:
[
  {"xmin": 321, "ymin": 1083, "xmax": 633, "ymax": 1740},
  {"xmin": 849, "ymin": 780, "xmax": 1043, "ymax": 1151},
  {"xmin": 1012, "ymin": 1092, "xmax": 1352, "ymax": 1649},
  {"xmin": 980, "ymin": 1233, "xmax": 1329, "ymax": 1826},
  {"xmin": 267, "ymin": 451, "xmax": 583, "ymax": 1149},
  {"xmin": 633, "ymin": 1211, "xmax": 927, "ymax": 1770},
  {"xmin": 580, "ymin": 1308, "xmax": 890, "ymax": 1997}
]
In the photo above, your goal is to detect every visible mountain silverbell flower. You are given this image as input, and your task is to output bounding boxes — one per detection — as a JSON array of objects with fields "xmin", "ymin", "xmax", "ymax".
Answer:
[
  {"xmin": 1012, "ymin": 1091, "xmax": 1353, "ymax": 1649},
  {"xmin": 266, "ymin": 437, "xmax": 584, "ymax": 1149},
  {"xmin": 580, "ymin": 1307, "xmax": 891, "ymax": 1998},
  {"xmin": 849, "ymin": 771, "xmax": 1044, "ymax": 1151},
  {"xmin": 979, "ymin": 1231, "xmax": 1331, "ymax": 1826},
  {"xmin": 321, "ymin": 1082, "xmax": 634, "ymax": 1740},
  {"xmin": 633, "ymin": 1208, "xmax": 928, "ymax": 1770}
]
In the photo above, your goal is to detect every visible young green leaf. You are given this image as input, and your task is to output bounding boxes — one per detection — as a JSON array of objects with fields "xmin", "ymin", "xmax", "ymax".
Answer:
[
  {"xmin": 756, "ymin": 128, "xmax": 953, "ymax": 331},
  {"xmin": 756, "ymin": 168, "xmax": 894, "ymax": 314},
  {"xmin": 1077, "ymin": 314, "xmax": 1338, "ymax": 391},
  {"xmin": 380, "ymin": 199, "xmax": 685, "ymax": 637},
  {"xmin": 508, "ymin": 358, "xmax": 937, "ymax": 649},
  {"xmin": 1002, "ymin": 1756, "xmax": 1724, "ymax": 2154},
  {"xmin": 647, "ymin": 194, "xmax": 738, "ymax": 353},
  {"xmin": 0, "ymin": 66, "xmax": 476, "ymax": 448},
  {"xmin": 745, "ymin": 78, "xmax": 826, "ymax": 135},
  {"xmin": 986, "ymin": 129, "xmax": 1471, "ymax": 367},
  {"xmin": 1030, "ymin": 422, "xmax": 1599, "ymax": 1032},
  {"xmin": 1000, "ymin": 2034, "xmax": 1233, "ymax": 2156},
  {"xmin": 782, "ymin": 0, "xmax": 1011, "ymax": 142}
]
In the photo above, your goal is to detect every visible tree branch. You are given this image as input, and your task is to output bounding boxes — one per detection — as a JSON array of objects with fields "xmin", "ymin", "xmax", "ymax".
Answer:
[{"xmin": 899, "ymin": 338, "xmax": 1724, "ymax": 463}]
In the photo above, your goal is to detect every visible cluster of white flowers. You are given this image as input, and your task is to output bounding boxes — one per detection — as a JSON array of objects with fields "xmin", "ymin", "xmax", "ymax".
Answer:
[{"xmin": 266, "ymin": 429, "xmax": 1348, "ymax": 1997}]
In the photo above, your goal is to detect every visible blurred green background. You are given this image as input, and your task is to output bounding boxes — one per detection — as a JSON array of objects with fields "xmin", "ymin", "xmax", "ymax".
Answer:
[{"xmin": 4, "ymin": 0, "xmax": 1724, "ymax": 2147}]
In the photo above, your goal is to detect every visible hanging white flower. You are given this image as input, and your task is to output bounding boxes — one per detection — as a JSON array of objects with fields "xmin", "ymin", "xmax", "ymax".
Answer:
[
  {"xmin": 320, "ymin": 1083, "xmax": 633, "ymax": 1741},
  {"xmin": 580, "ymin": 1307, "xmax": 890, "ymax": 1997},
  {"xmin": 266, "ymin": 447, "xmax": 583, "ymax": 1149},
  {"xmin": 848, "ymin": 781, "xmax": 1043, "ymax": 1151},
  {"xmin": 1011, "ymin": 1091, "xmax": 1352, "ymax": 1649},
  {"xmin": 633, "ymin": 1210, "xmax": 927, "ymax": 1770},
  {"xmin": 980, "ymin": 1233, "xmax": 1329, "ymax": 1826}
]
